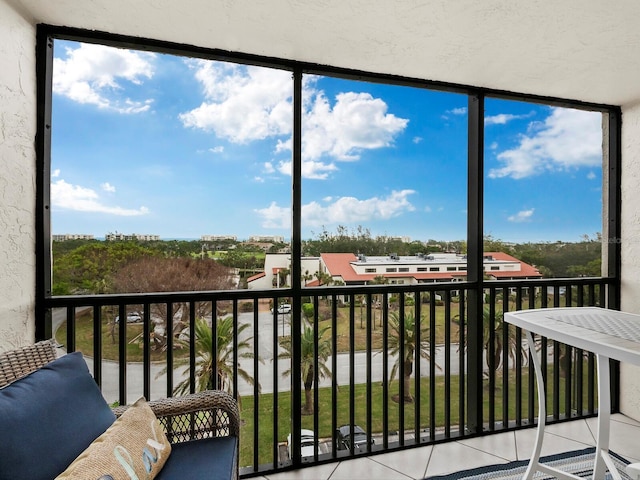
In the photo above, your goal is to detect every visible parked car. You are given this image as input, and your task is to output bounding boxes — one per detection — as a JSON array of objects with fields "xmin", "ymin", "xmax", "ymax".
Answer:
[
  {"xmin": 271, "ymin": 303, "xmax": 292, "ymax": 314},
  {"xmin": 335, "ymin": 425, "xmax": 374, "ymax": 451},
  {"xmin": 114, "ymin": 312, "xmax": 142, "ymax": 323},
  {"xmin": 287, "ymin": 429, "xmax": 316, "ymax": 459}
]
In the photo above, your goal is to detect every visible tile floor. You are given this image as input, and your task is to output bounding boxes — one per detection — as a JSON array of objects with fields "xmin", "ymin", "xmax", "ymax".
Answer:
[{"xmin": 261, "ymin": 414, "xmax": 640, "ymax": 480}]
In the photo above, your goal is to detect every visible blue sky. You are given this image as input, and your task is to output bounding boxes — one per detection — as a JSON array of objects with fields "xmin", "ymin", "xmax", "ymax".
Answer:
[{"xmin": 51, "ymin": 41, "xmax": 604, "ymax": 243}]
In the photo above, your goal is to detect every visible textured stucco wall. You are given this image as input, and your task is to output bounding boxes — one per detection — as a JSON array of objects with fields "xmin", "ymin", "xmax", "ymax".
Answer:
[
  {"xmin": 0, "ymin": 0, "xmax": 37, "ymax": 352},
  {"xmin": 619, "ymin": 102, "xmax": 640, "ymax": 421}
]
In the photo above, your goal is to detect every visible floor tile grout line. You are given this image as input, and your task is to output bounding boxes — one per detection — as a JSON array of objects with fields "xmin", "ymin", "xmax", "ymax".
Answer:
[
  {"xmin": 367, "ymin": 449, "xmax": 429, "ymax": 480},
  {"xmin": 422, "ymin": 442, "xmax": 437, "ymax": 479}
]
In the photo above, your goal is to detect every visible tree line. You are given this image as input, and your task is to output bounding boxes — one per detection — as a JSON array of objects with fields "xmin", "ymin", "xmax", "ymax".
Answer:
[{"xmin": 52, "ymin": 229, "xmax": 602, "ymax": 296}]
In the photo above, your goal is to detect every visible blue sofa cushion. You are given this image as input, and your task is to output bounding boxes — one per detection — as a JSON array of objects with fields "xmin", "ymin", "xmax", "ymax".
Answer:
[
  {"xmin": 156, "ymin": 436, "xmax": 237, "ymax": 479},
  {"xmin": 55, "ymin": 397, "xmax": 172, "ymax": 479},
  {"xmin": 0, "ymin": 351, "xmax": 116, "ymax": 480}
]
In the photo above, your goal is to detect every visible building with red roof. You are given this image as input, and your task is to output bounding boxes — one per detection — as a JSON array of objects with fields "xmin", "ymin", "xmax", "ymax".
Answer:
[{"xmin": 247, "ymin": 251, "xmax": 541, "ymax": 289}]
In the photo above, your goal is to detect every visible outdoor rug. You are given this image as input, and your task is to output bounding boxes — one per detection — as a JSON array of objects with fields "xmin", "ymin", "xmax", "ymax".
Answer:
[{"xmin": 425, "ymin": 447, "xmax": 631, "ymax": 480}]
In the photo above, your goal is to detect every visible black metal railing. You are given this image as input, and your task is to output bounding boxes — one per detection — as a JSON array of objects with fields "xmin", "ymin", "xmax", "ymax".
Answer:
[{"xmin": 43, "ymin": 277, "xmax": 615, "ymax": 477}]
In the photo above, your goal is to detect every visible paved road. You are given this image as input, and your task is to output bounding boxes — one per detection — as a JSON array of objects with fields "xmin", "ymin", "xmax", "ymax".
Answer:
[{"xmin": 52, "ymin": 308, "xmax": 485, "ymax": 404}]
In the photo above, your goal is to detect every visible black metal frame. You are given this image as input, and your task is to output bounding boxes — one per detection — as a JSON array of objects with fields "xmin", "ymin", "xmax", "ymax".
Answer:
[
  {"xmin": 34, "ymin": 23, "xmax": 622, "ymax": 478},
  {"xmin": 40, "ymin": 278, "xmax": 615, "ymax": 477}
]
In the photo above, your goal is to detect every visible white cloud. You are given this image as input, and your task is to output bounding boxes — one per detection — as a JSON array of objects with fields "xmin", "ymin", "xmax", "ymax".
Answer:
[
  {"xmin": 587, "ymin": 171, "xmax": 596, "ymax": 180},
  {"xmin": 488, "ymin": 107, "xmax": 602, "ymax": 179},
  {"xmin": 254, "ymin": 190, "xmax": 416, "ymax": 229},
  {"xmin": 450, "ymin": 107, "xmax": 467, "ymax": 115},
  {"xmin": 53, "ymin": 43, "xmax": 155, "ymax": 114},
  {"xmin": 413, "ymin": 136, "xmax": 423, "ymax": 144},
  {"xmin": 263, "ymin": 162, "xmax": 275, "ymax": 174},
  {"xmin": 101, "ymin": 182, "xmax": 116, "ymax": 193},
  {"xmin": 485, "ymin": 111, "xmax": 535, "ymax": 126},
  {"xmin": 254, "ymin": 201, "xmax": 290, "ymax": 229},
  {"xmin": 300, "ymin": 90, "xmax": 408, "ymax": 162},
  {"xmin": 179, "ymin": 62, "xmax": 292, "ymax": 142},
  {"xmin": 180, "ymin": 62, "xmax": 408, "ymax": 178},
  {"xmin": 209, "ymin": 146, "xmax": 224, "ymax": 154},
  {"xmin": 277, "ymin": 159, "xmax": 338, "ymax": 180},
  {"xmin": 52, "ymin": 169, "xmax": 61, "ymax": 178},
  {"xmin": 508, "ymin": 208, "xmax": 535, "ymax": 223},
  {"xmin": 52, "ymin": 178, "xmax": 149, "ymax": 216}
]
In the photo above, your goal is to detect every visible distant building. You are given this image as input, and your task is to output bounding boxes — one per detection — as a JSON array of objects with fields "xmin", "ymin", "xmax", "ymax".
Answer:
[
  {"xmin": 247, "ymin": 251, "xmax": 541, "ymax": 289},
  {"xmin": 52, "ymin": 234, "xmax": 95, "ymax": 241},
  {"xmin": 247, "ymin": 254, "xmax": 319, "ymax": 289},
  {"xmin": 377, "ymin": 235, "xmax": 411, "ymax": 243},
  {"xmin": 248, "ymin": 235, "xmax": 285, "ymax": 243},
  {"xmin": 201, "ymin": 235, "xmax": 238, "ymax": 242},
  {"xmin": 320, "ymin": 252, "xmax": 541, "ymax": 285},
  {"xmin": 105, "ymin": 233, "xmax": 160, "ymax": 242}
]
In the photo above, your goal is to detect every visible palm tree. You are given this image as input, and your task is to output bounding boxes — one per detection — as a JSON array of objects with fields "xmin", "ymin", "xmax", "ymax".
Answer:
[
  {"xmin": 387, "ymin": 311, "xmax": 433, "ymax": 404},
  {"xmin": 279, "ymin": 320, "xmax": 332, "ymax": 414},
  {"xmin": 314, "ymin": 271, "xmax": 333, "ymax": 286},
  {"xmin": 302, "ymin": 269, "xmax": 313, "ymax": 286},
  {"xmin": 169, "ymin": 316, "xmax": 260, "ymax": 397},
  {"xmin": 368, "ymin": 275, "xmax": 389, "ymax": 327},
  {"xmin": 482, "ymin": 306, "xmax": 527, "ymax": 372},
  {"xmin": 278, "ymin": 267, "xmax": 290, "ymax": 288}
]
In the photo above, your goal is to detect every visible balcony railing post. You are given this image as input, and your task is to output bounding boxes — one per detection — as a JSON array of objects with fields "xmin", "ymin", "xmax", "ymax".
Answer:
[
  {"xmin": 290, "ymin": 67, "xmax": 303, "ymax": 466},
  {"xmin": 35, "ymin": 29, "xmax": 54, "ymax": 342},
  {"xmin": 466, "ymin": 92, "xmax": 485, "ymax": 434}
]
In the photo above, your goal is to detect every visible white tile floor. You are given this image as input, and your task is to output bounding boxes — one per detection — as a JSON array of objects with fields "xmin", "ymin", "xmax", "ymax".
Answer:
[{"xmin": 261, "ymin": 414, "xmax": 640, "ymax": 480}]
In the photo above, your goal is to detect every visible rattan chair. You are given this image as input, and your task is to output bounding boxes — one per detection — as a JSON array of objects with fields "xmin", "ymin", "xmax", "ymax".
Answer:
[{"xmin": 0, "ymin": 339, "xmax": 240, "ymax": 480}]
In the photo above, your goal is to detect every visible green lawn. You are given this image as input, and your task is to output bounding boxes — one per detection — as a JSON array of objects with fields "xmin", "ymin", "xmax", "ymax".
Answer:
[
  {"xmin": 237, "ymin": 365, "xmax": 595, "ymax": 468},
  {"xmin": 54, "ymin": 307, "xmax": 180, "ymax": 362}
]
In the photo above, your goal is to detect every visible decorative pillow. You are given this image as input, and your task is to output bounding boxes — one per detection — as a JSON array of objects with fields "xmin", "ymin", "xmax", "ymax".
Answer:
[
  {"xmin": 56, "ymin": 397, "xmax": 172, "ymax": 480},
  {"xmin": 0, "ymin": 352, "xmax": 116, "ymax": 480}
]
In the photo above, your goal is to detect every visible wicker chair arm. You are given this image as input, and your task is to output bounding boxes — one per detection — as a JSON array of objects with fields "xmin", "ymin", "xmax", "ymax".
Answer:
[
  {"xmin": 0, "ymin": 339, "xmax": 57, "ymax": 388},
  {"xmin": 112, "ymin": 390, "xmax": 240, "ymax": 439}
]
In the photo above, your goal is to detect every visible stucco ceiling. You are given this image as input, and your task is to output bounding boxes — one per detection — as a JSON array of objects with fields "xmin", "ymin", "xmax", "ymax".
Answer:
[{"xmin": 9, "ymin": 0, "xmax": 640, "ymax": 108}]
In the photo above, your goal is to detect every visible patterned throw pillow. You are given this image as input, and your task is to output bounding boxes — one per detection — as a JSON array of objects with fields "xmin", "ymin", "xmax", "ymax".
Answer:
[{"xmin": 56, "ymin": 397, "xmax": 171, "ymax": 480}]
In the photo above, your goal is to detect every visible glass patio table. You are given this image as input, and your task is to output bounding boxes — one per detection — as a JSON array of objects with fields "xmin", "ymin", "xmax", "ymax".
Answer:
[{"xmin": 504, "ymin": 306, "xmax": 640, "ymax": 480}]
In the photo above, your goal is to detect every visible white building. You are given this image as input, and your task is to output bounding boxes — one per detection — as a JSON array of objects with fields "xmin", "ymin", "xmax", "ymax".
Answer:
[
  {"xmin": 52, "ymin": 234, "xmax": 94, "ymax": 241},
  {"xmin": 319, "ymin": 252, "xmax": 541, "ymax": 286},
  {"xmin": 247, "ymin": 251, "xmax": 540, "ymax": 289},
  {"xmin": 200, "ymin": 235, "xmax": 237, "ymax": 242},
  {"xmin": 247, "ymin": 254, "xmax": 320, "ymax": 289},
  {"xmin": 248, "ymin": 235, "xmax": 285, "ymax": 243},
  {"xmin": 105, "ymin": 233, "xmax": 160, "ymax": 242}
]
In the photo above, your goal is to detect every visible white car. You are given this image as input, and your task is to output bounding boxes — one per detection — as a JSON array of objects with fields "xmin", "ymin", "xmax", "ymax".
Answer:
[
  {"xmin": 114, "ymin": 313, "xmax": 142, "ymax": 323},
  {"xmin": 271, "ymin": 304, "xmax": 292, "ymax": 314},
  {"xmin": 287, "ymin": 429, "xmax": 316, "ymax": 459}
]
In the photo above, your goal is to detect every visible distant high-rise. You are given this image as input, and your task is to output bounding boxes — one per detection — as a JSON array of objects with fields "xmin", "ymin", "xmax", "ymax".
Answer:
[
  {"xmin": 105, "ymin": 232, "xmax": 160, "ymax": 242},
  {"xmin": 52, "ymin": 234, "xmax": 95, "ymax": 241},
  {"xmin": 201, "ymin": 235, "xmax": 238, "ymax": 242}
]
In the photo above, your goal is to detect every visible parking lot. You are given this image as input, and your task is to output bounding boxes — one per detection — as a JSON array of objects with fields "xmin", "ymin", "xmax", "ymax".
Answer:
[{"xmin": 277, "ymin": 430, "xmax": 421, "ymax": 462}]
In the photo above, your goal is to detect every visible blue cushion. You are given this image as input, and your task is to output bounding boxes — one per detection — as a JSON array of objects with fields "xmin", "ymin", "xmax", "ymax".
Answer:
[
  {"xmin": 0, "ymin": 351, "xmax": 116, "ymax": 480},
  {"xmin": 156, "ymin": 436, "xmax": 238, "ymax": 479}
]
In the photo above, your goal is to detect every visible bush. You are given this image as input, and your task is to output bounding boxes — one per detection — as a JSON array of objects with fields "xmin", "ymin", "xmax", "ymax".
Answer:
[
  {"xmin": 239, "ymin": 301, "xmax": 253, "ymax": 313},
  {"xmin": 302, "ymin": 303, "xmax": 314, "ymax": 321}
]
